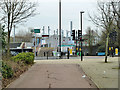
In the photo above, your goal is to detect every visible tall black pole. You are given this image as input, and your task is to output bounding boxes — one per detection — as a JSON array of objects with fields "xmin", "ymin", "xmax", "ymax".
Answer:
[
  {"xmin": 76, "ymin": 31, "xmax": 77, "ymax": 55},
  {"xmin": 59, "ymin": 0, "xmax": 61, "ymax": 58},
  {"xmin": 80, "ymin": 11, "xmax": 84, "ymax": 61},
  {"xmin": 118, "ymin": 1, "xmax": 120, "ymax": 70}
]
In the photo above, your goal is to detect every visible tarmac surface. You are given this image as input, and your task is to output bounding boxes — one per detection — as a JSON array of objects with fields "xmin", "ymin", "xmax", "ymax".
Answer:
[
  {"xmin": 7, "ymin": 59, "xmax": 98, "ymax": 88},
  {"xmin": 7, "ymin": 56, "xmax": 119, "ymax": 88}
]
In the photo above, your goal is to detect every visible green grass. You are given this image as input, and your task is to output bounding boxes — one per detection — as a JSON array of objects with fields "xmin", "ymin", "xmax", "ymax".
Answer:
[{"xmin": 112, "ymin": 67, "xmax": 120, "ymax": 69}]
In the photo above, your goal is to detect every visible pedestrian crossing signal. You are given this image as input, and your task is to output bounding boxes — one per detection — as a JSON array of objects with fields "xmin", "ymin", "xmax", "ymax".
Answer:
[
  {"xmin": 78, "ymin": 30, "xmax": 82, "ymax": 40},
  {"xmin": 71, "ymin": 30, "xmax": 75, "ymax": 40}
]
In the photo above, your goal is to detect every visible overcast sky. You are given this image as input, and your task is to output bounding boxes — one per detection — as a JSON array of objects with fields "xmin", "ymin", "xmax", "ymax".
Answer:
[{"xmin": 12, "ymin": 0, "xmax": 99, "ymax": 36}]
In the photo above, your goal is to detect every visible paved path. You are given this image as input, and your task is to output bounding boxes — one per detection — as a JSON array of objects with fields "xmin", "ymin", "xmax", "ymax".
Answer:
[{"xmin": 8, "ymin": 62, "xmax": 97, "ymax": 88}]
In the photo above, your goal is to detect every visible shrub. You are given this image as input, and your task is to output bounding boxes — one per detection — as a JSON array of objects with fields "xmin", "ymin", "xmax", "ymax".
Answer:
[
  {"xmin": 2, "ymin": 62, "xmax": 14, "ymax": 79},
  {"xmin": 11, "ymin": 52, "xmax": 25, "ymax": 62},
  {"xmin": 11, "ymin": 52, "xmax": 34, "ymax": 65},
  {"xmin": 24, "ymin": 52, "xmax": 34, "ymax": 64}
]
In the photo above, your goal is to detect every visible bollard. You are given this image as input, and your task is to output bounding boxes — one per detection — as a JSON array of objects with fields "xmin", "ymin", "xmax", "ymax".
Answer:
[
  {"xmin": 44, "ymin": 52, "xmax": 45, "ymax": 56},
  {"xmin": 96, "ymin": 52, "xmax": 98, "ymax": 56},
  {"xmin": 67, "ymin": 48, "xmax": 69, "ymax": 59},
  {"xmin": 47, "ymin": 52, "xmax": 48, "ymax": 59}
]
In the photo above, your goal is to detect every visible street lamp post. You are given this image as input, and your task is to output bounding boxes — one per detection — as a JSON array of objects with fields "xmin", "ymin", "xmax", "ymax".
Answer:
[
  {"xmin": 80, "ymin": 11, "xmax": 84, "ymax": 61},
  {"xmin": 76, "ymin": 31, "xmax": 77, "ymax": 55},
  {"xmin": 59, "ymin": 0, "xmax": 61, "ymax": 58}
]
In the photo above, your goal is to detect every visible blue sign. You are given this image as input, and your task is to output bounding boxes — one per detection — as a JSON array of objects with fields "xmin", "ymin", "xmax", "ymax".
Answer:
[{"xmin": 98, "ymin": 52, "xmax": 105, "ymax": 56}]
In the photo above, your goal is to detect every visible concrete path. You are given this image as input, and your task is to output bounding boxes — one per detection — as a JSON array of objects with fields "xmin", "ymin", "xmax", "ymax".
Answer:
[{"xmin": 7, "ymin": 62, "xmax": 97, "ymax": 88}]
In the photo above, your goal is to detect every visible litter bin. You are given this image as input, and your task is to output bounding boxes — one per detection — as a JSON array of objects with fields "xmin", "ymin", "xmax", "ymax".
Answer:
[{"xmin": 36, "ymin": 52, "xmax": 38, "ymax": 56}]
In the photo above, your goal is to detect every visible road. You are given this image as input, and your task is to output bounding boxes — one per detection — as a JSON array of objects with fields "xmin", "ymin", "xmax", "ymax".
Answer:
[
  {"xmin": 35, "ymin": 56, "xmax": 105, "ymax": 60},
  {"xmin": 7, "ymin": 60, "xmax": 98, "ymax": 88}
]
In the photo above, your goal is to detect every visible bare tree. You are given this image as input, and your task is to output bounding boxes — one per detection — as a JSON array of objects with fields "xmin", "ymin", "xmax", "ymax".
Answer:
[
  {"xmin": 0, "ymin": 0, "xmax": 37, "ymax": 57},
  {"xmin": 111, "ymin": 1, "xmax": 120, "ymax": 28},
  {"xmin": 85, "ymin": 27, "xmax": 95, "ymax": 55},
  {"xmin": 89, "ymin": 1, "xmax": 115, "ymax": 63},
  {"xmin": 15, "ymin": 29, "xmax": 32, "ymax": 42},
  {"xmin": 111, "ymin": 1, "xmax": 120, "ymax": 68},
  {"xmin": 111, "ymin": 1, "xmax": 120, "ymax": 48}
]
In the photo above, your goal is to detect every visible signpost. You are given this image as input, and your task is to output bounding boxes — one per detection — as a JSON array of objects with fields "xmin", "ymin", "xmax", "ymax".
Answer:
[
  {"xmin": 31, "ymin": 29, "xmax": 40, "ymax": 58},
  {"xmin": 70, "ymin": 49, "xmax": 72, "ymax": 55},
  {"xmin": 34, "ymin": 29, "xmax": 40, "ymax": 33}
]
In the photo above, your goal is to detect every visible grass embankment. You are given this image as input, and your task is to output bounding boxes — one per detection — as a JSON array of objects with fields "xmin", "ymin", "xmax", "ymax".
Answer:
[{"xmin": 1, "ymin": 52, "xmax": 34, "ymax": 88}]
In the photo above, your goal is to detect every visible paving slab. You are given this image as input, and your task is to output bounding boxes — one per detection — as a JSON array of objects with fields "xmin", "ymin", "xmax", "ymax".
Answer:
[{"xmin": 78, "ymin": 56, "xmax": 119, "ymax": 88}]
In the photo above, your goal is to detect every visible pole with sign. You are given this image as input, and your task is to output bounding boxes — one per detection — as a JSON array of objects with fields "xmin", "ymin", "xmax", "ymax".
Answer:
[
  {"xmin": 31, "ymin": 29, "xmax": 40, "ymax": 58},
  {"xmin": 35, "ymin": 33, "xmax": 36, "ymax": 57}
]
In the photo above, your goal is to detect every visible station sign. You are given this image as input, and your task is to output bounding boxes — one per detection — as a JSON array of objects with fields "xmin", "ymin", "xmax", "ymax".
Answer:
[
  {"xmin": 34, "ymin": 29, "xmax": 40, "ymax": 33},
  {"xmin": 31, "ymin": 29, "xmax": 40, "ymax": 33}
]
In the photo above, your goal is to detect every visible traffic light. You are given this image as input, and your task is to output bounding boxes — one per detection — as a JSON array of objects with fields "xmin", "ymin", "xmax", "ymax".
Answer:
[
  {"xmin": 78, "ymin": 30, "xmax": 82, "ymax": 40},
  {"xmin": 71, "ymin": 30, "xmax": 75, "ymax": 40}
]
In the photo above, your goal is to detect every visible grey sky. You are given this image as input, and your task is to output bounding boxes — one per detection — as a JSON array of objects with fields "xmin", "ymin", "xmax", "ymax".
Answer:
[{"xmin": 12, "ymin": 0, "xmax": 99, "ymax": 36}]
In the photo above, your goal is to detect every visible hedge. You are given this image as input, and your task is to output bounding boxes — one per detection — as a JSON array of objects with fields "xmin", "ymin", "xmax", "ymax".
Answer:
[
  {"xmin": 2, "ymin": 62, "xmax": 13, "ymax": 79},
  {"xmin": 11, "ymin": 52, "xmax": 34, "ymax": 64}
]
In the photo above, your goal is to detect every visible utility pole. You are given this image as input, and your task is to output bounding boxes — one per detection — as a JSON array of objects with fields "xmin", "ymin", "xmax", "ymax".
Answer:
[
  {"xmin": 56, "ymin": 29, "xmax": 58, "ymax": 35},
  {"xmin": 70, "ymin": 21, "xmax": 72, "ymax": 41},
  {"xmin": 66, "ymin": 30, "xmax": 69, "ymax": 37},
  {"xmin": 43, "ymin": 26, "xmax": 45, "ymax": 35},
  {"xmin": 48, "ymin": 26, "xmax": 50, "ymax": 35},
  {"xmin": 118, "ymin": 1, "xmax": 120, "ymax": 69},
  {"xmin": 54, "ymin": 30, "xmax": 55, "ymax": 35},
  {"xmin": 14, "ymin": 25, "xmax": 15, "ymax": 43},
  {"xmin": 59, "ymin": 0, "xmax": 61, "ymax": 58},
  {"xmin": 76, "ymin": 31, "xmax": 77, "ymax": 55},
  {"xmin": 80, "ymin": 11, "xmax": 84, "ymax": 61},
  {"xmin": 35, "ymin": 33, "xmax": 36, "ymax": 58},
  {"xmin": 62, "ymin": 30, "xmax": 64, "ymax": 37}
]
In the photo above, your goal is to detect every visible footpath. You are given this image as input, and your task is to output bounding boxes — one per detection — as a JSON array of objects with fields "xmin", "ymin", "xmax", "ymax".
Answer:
[
  {"xmin": 7, "ymin": 56, "xmax": 119, "ymax": 88},
  {"xmin": 7, "ymin": 64, "xmax": 97, "ymax": 88},
  {"xmin": 79, "ymin": 56, "xmax": 119, "ymax": 88}
]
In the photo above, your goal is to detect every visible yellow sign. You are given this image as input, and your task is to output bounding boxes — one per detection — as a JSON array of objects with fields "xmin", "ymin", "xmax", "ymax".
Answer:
[
  {"xmin": 76, "ymin": 48, "xmax": 78, "ymax": 50},
  {"xmin": 79, "ymin": 48, "xmax": 81, "ymax": 51},
  {"xmin": 109, "ymin": 47, "xmax": 111, "ymax": 51},
  {"xmin": 70, "ymin": 49, "xmax": 72, "ymax": 55},
  {"xmin": 115, "ymin": 48, "xmax": 118, "ymax": 55}
]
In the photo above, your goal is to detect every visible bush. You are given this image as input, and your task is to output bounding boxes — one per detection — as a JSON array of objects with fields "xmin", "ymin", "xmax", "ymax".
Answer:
[
  {"xmin": 24, "ymin": 52, "xmax": 34, "ymax": 64},
  {"xmin": 2, "ymin": 62, "xmax": 14, "ymax": 79},
  {"xmin": 11, "ymin": 52, "xmax": 34, "ymax": 65}
]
